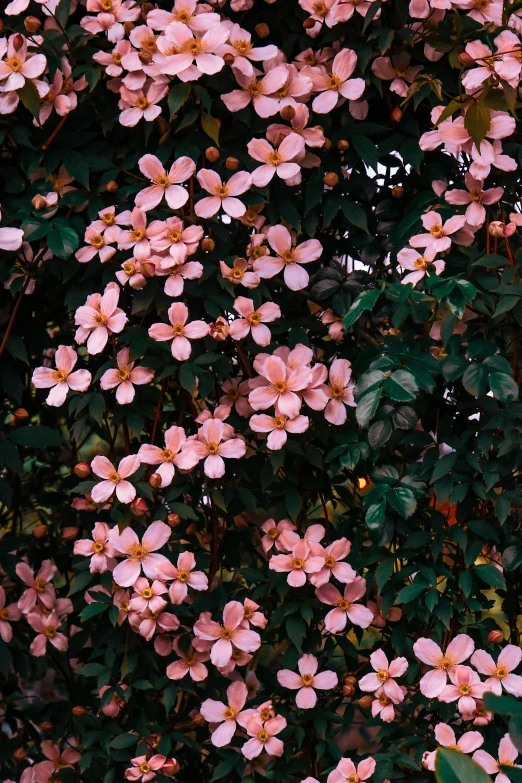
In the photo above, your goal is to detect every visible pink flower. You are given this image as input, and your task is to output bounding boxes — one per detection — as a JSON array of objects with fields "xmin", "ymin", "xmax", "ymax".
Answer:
[
  {"xmin": 149, "ymin": 217, "xmax": 203, "ymax": 262},
  {"xmin": 81, "ymin": 0, "xmax": 141, "ymax": 41},
  {"xmin": 309, "ymin": 538, "xmax": 355, "ymax": 586},
  {"xmin": 147, "ymin": 0, "xmax": 219, "ymax": 33},
  {"xmin": 327, "ymin": 757, "xmax": 376, "ymax": 783},
  {"xmin": 36, "ymin": 740, "xmax": 81, "ymax": 779},
  {"xmin": 165, "ymin": 551, "xmax": 208, "ymax": 604},
  {"xmin": 249, "ymin": 354, "xmax": 312, "ymax": 418},
  {"xmin": 91, "ymin": 455, "xmax": 140, "ymax": 504},
  {"xmin": 250, "ymin": 413, "xmax": 309, "ymax": 450},
  {"xmin": 135, "ymin": 154, "xmax": 196, "ymax": 211},
  {"xmin": 195, "ymin": 170, "xmax": 252, "ymax": 218},
  {"xmin": 277, "ymin": 653, "xmax": 338, "ymax": 709},
  {"xmin": 359, "ymin": 650, "xmax": 408, "ymax": 701},
  {"xmin": 319, "ymin": 359, "xmax": 356, "ymax": 425},
  {"xmin": 371, "ymin": 52, "xmax": 422, "ymax": 97},
  {"xmin": 439, "ymin": 665, "xmax": 486, "ymax": 715},
  {"xmin": 125, "ymin": 754, "xmax": 166, "ymax": 782},
  {"xmin": 109, "ymin": 520, "xmax": 172, "ymax": 587},
  {"xmin": 182, "ymin": 419, "xmax": 246, "ymax": 478},
  {"xmin": 0, "ymin": 226, "xmax": 24, "ymax": 251},
  {"xmin": 73, "ymin": 522, "xmax": 116, "ymax": 573},
  {"xmin": 166, "ymin": 640, "xmax": 209, "ymax": 682},
  {"xmin": 413, "ymin": 633, "xmax": 474, "ymax": 697},
  {"xmin": 32, "ymin": 345, "xmax": 91, "ymax": 407},
  {"xmin": 160, "ymin": 257, "xmax": 204, "ymax": 297},
  {"xmin": 193, "ymin": 600, "xmax": 261, "ymax": 667},
  {"xmin": 0, "ymin": 586, "xmax": 21, "ymax": 642},
  {"xmin": 230, "ymin": 297, "xmax": 281, "ymax": 347},
  {"xmin": 100, "ymin": 347, "xmax": 154, "ymax": 404},
  {"xmin": 269, "ymin": 539, "xmax": 323, "ymax": 587},
  {"xmin": 100, "ymin": 684, "xmax": 127, "ymax": 717},
  {"xmin": 316, "ymin": 577, "xmax": 374, "ymax": 632},
  {"xmin": 148, "ymin": 302, "xmax": 209, "ymax": 361},
  {"xmin": 138, "ymin": 425, "xmax": 189, "ymax": 487},
  {"xmin": 201, "ymin": 680, "xmax": 249, "ymax": 747},
  {"xmin": 129, "ymin": 576, "xmax": 167, "ymax": 614},
  {"xmin": 220, "ymin": 377, "xmax": 253, "ymax": 416},
  {"xmin": 247, "ymin": 135, "xmax": 305, "ymax": 187},
  {"xmin": 254, "ymin": 225, "xmax": 322, "ymax": 291},
  {"xmin": 76, "ymin": 225, "xmax": 119, "ymax": 264},
  {"xmin": 16, "ymin": 560, "xmax": 56, "ymax": 613},
  {"xmin": 409, "ymin": 212, "xmax": 467, "ymax": 253},
  {"xmin": 222, "ymin": 65, "xmax": 288, "ymax": 117},
  {"xmin": 119, "ymin": 80, "xmax": 168, "ymax": 126},
  {"xmin": 473, "ymin": 734, "xmax": 520, "ymax": 783},
  {"xmin": 397, "ymin": 246, "xmax": 444, "ymax": 287},
  {"xmin": 220, "ymin": 257, "xmax": 260, "ymax": 289},
  {"xmin": 0, "ymin": 35, "xmax": 46, "ymax": 92},
  {"xmin": 423, "ymin": 723, "xmax": 483, "ymax": 771},
  {"xmin": 74, "ymin": 282, "xmax": 127, "ymax": 355},
  {"xmin": 155, "ymin": 21, "xmax": 228, "ymax": 79},
  {"xmin": 221, "ymin": 23, "xmax": 278, "ymax": 77},
  {"xmin": 27, "ymin": 612, "xmax": 67, "ymax": 657},
  {"xmin": 242, "ymin": 715, "xmax": 287, "ymax": 760},
  {"xmin": 311, "ymin": 50, "xmax": 365, "ymax": 114},
  {"xmin": 242, "ymin": 598, "xmax": 267, "ymax": 629},
  {"xmin": 470, "ymin": 644, "xmax": 522, "ymax": 696},
  {"xmin": 371, "ymin": 687, "xmax": 403, "ymax": 722},
  {"xmin": 260, "ymin": 518, "xmax": 296, "ymax": 553},
  {"xmin": 445, "ymin": 173, "xmax": 503, "ymax": 227}
]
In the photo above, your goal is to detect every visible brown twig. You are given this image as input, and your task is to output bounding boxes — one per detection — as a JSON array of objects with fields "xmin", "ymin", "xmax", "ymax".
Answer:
[
  {"xmin": 151, "ymin": 380, "xmax": 167, "ymax": 443},
  {"xmin": 236, "ymin": 343, "xmax": 253, "ymax": 377},
  {"xmin": 42, "ymin": 115, "xmax": 68, "ymax": 150},
  {"xmin": 0, "ymin": 277, "xmax": 30, "ymax": 359}
]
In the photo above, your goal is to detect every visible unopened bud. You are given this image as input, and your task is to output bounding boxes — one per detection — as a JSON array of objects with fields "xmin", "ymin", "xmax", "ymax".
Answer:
[
  {"xmin": 140, "ymin": 261, "xmax": 155, "ymax": 279},
  {"xmin": 488, "ymin": 630, "xmax": 504, "ymax": 645},
  {"xmin": 210, "ymin": 316, "xmax": 229, "ymax": 341},
  {"xmin": 358, "ymin": 695, "xmax": 374, "ymax": 709},
  {"xmin": 138, "ymin": 51, "xmax": 153, "ymax": 65},
  {"xmin": 226, "ymin": 156, "xmax": 239, "ymax": 171},
  {"xmin": 255, "ymin": 23, "xmax": 270, "ymax": 38},
  {"xmin": 61, "ymin": 526, "xmax": 79, "ymax": 541},
  {"xmin": 24, "ymin": 16, "xmax": 41, "ymax": 33},
  {"xmin": 458, "ymin": 52, "xmax": 475, "ymax": 67},
  {"xmin": 205, "ymin": 146, "xmax": 220, "ymax": 162},
  {"xmin": 192, "ymin": 711, "xmax": 206, "ymax": 727},
  {"xmin": 163, "ymin": 758, "xmax": 180, "ymax": 777},
  {"xmin": 337, "ymin": 139, "xmax": 349, "ymax": 151},
  {"xmin": 32, "ymin": 194, "xmax": 48, "ymax": 210},
  {"xmin": 323, "ymin": 172, "xmax": 338, "ymax": 187},
  {"xmin": 280, "ymin": 105, "xmax": 296, "ymax": 122},
  {"xmin": 391, "ymin": 185, "xmax": 404, "ymax": 199},
  {"xmin": 342, "ymin": 684, "xmax": 355, "ymax": 698},
  {"xmin": 224, "ymin": 53, "xmax": 235, "ymax": 66},
  {"xmin": 303, "ymin": 17, "xmax": 316, "ymax": 29},
  {"xmin": 130, "ymin": 497, "xmax": 148, "ymax": 517},
  {"xmin": 74, "ymin": 462, "xmax": 91, "ymax": 478},
  {"xmin": 13, "ymin": 748, "xmax": 27, "ymax": 760},
  {"xmin": 186, "ymin": 523, "xmax": 196, "ymax": 535},
  {"xmin": 14, "ymin": 407, "xmax": 29, "ymax": 420},
  {"xmin": 344, "ymin": 674, "xmax": 356, "ymax": 686},
  {"xmin": 106, "ymin": 180, "xmax": 119, "ymax": 192},
  {"xmin": 167, "ymin": 513, "xmax": 181, "ymax": 527},
  {"xmin": 13, "ymin": 33, "xmax": 24, "ymax": 51},
  {"xmin": 201, "ymin": 237, "xmax": 215, "ymax": 253},
  {"xmin": 41, "ymin": 721, "xmax": 54, "ymax": 731},
  {"xmin": 322, "ymin": 138, "xmax": 332, "ymax": 150},
  {"xmin": 72, "ymin": 705, "xmax": 88, "ymax": 717},
  {"xmin": 391, "ymin": 107, "xmax": 402, "ymax": 123},
  {"xmin": 140, "ymin": 2, "xmax": 154, "ymax": 20},
  {"xmin": 489, "ymin": 220, "xmax": 505, "ymax": 237},
  {"xmin": 33, "ymin": 525, "xmax": 48, "ymax": 539},
  {"xmin": 149, "ymin": 472, "xmax": 162, "ymax": 489},
  {"xmin": 123, "ymin": 21, "xmax": 135, "ymax": 35}
]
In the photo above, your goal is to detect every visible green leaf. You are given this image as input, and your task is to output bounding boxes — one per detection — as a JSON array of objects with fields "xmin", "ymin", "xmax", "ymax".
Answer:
[
  {"xmin": 383, "ymin": 370, "xmax": 418, "ymax": 402},
  {"xmin": 462, "ymin": 363, "xmax": 488, "ymax": 398},
  {"xmin": 431, "ymin": 452, "xmax": 457, "ymax": 483},
  {"xmin": 201, "ymin": 114, "xmax": 220, "ymax": 145},
  {"xmin": 489, "ymin": 373, "xmax": 519, "ymax": 403},
  {"xmin": 385, "ymin": 486, "xmax": 416, "ymax": 518},
  {"xmin": 18, "ymin": 80, "xmax": 41, "ymax": 118},
  {"xmin": 55, "ymin": 0, "xmax": 70, "ymax": 27},
  {"xmin": 61, "ymin": 150, "xmax": 90, "ymax": 189},
  {"xmin": 396, "ymin": 578, "xmax": 429, "ymax": 604},
  {"xmin": 286, "ymin": 614, "xmax": 306, "ymax": 650},
  {"xmin": 474, "ymin": 563, "xmax": 506, "ymax": 590},
  {"xmin": 47, "ymin": 225, "xmax": 80, "ymax": 260},
  {"xmin": 341, "ymin": 200, "xmax": 369, "ymax": 233},
  {"xmin": 463, "ymin": 100, "xmax": 491, "ymax": 150},
  {"xmin": 168, "ymin": 83, "xmax": 191, "ymax": 120},
  {"xmin": 366, "ymin": 500, "xmax": 386, "ymax": 531},
  {"xmin": 436, "ymin": 748, "xmax": 491, "ymax": 783},
  {"xmin": 9, "ymin": 426, "xmax": 62, "ymax": 448},
  {"xmin": 368, "ymin": 419, "xmax": 392, "ymax": 447},
  {"xmin": 109, "ymin": 733, "xmax": 139, "ymax": 749},
  {"xmin": 356, "ymin": 388, "xmax": 381, "ymax": 427},
  {"xmin": 344, "ymin": 287, "xmax": 382, "ymax": 329}
]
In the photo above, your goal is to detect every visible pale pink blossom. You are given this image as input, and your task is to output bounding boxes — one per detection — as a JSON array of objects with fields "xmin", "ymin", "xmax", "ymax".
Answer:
[
  {"xmin": 247, "ymin": 135, "xmax": 305, "ymax": 187},
  {"xmin": 35, "ymin": 740, "xmax": 81, "ymax": 779},
  {"xmin": 266, "ymin": 105, "xmax": 325, "ymax": 149},
  {"xmin": 154, "ymin": 21, "xmax": 229, "ymax": 79},
  {"xmin": 27, "ymin": 612, "xmax": 67, "ymax": 657},
  {"xmin": 149, "ymin": 218, "xmax": 203, "ymax": 262},
  {"xmin": 328, "ymin": 757, "xmax": 376, "ymax": 783},
  {"xmin": 316, "ymin": 576, "xmax": 373, "ymax": 632},
  {"xmin": 221, "ymin": 23, "xmax": 278, "ymax": 77},
  {"xmin": 125, "ymin": 754, "xmax": 166, "ymax": 782},
  {"xmin": 371, "ymin": 53, "xmax": 422, "ymax": 97},
  {"xmin": 109, "ymin": 520, "xmax": 172, "ymax": 587},
  {"xmin": 195, "ymin": 170, "xmax": 251, "ymax": 218},
  {"xmin": 269, "ymin": 540, "xmax": 323, "ymax": 587},
  {"xmin": 242, "ymin": 715, "xmax": 287, "ymax": 759},
  {"xmin": 473, "ymin": 734, "xmax": 520, "ymax": 783},
  {"xmin": 321, "ymin": 309, "xmax": 344, "ymax": 340},
  {"xmin": 277, "ymin": 653, "xmax": 338, "ymax": 709},
  {"xmin": 138, "ymin": 425, "xmax": 189, "ymax": 487},
  {"xmin": 318, "ymin": 359, "xmax": 356, "ymax": 425},
  {"xmin": 100, "ymin": 348, "xmax": 154, "ymax": 404},
  {"xmin": 74, "ymin": 282, "xmax": 127, "ymax": 355},
  {"xmin": 16, "ymin": 560, "xmax": 56, "ymax": 613},
  {"xmin": 254, "ymin": 225, "xmax": 322, "ymax": 291},
  {"xmin": 249, "ymin": 355, "xmax": 312, "ymax": 418},
  {"xmin": 445, "ymin": 173, "xmax": 503, "ymax": 227},
  {"xmin": 182, "ymin": 419, "xmax": 246, "ymax": 478},
  {"xmin": 166, "ymin": 640, "xmax": 209, "ymax": 681},
  {"xmin": 117, "ymin": 208, "xmax": 156, "ymax": 260},
  {"xmin": 76, "ymin": 225, "xmax": 119, "ymax": 263},
  {"xmin": 135, "ymin": 154, "xmax": 196, "ymax": 211},
  {"xmin": 311, "ymin": 50, "xmax": 365, "ymax": 114},
  {"xmin": 131, "ymin": 607, "xmax": 179, "ymax": 641},
  {"xmin": 260, "ymin": 518, "xmax": 296, "ymax": 553},
  {"xmin": 230, "ymin": 297, "xmax": 281, "ymax": 347},
  {"xmin": 397, "ymin": 246, "xmax": 444, "ymax": 287},
  {"xmin": 423, "ymin": 723, "xmax": 483, "ymax": 771},
  {"xmin": 73, "ymin": 522, "xmax": 116, "ymax": 573},
  {"xmin": 81, "ymin": 0, "xmax": 141, "ymax": 41},
  {"xmin": 164, "ymin": 551, "xmax": 208, "ymax": 604},
  {"xmin": 413, "ymin": 633, "xmax": 475, "ymax": 697},
  {"xmin": 93, "ymin": 40, "xmax": 132, "ymax": 76},
  {"xmin": 470, "ymin": 644, "xmax": 522, "ymax": 696},
  {"xmin": 242, "ymin": 598, "xmax": 267, "ymax": 629},
  {"xmin": 32, "ymin": 345, "xmax": 91, "ymax": 407},
  {"xmin": 0, "ymin": 35, "xmax": 46, "ymax": 92},
  {"xmin": 99, "ymin": 684, "xmax": 127, "ymax": 717},
  {"xmin": 250, "ymin": 413, "xmax": 309, "ymax": 450},
  {"xmin": 409, "ymin": 212, "xmax": 467, "ymax": 253},
  {"xmin": 201, "ymin": 680, "xmax": 249, "ymax": 747},
  {"xmin": 309, "ymin": 537, "xmax": 355, "ymax": 586},
  {"xmin": 91, "ymin": 455, "xmax": 140, "ymax": 505},
  {"xmin": 439, "ymin": 665, "xmax": 486, "ymax": 715},
  {"xmin": 371, "ymin": 686, "xmax": 404, "ymax": 722},
  {"xmin": 220, "ymin": 377, "xmax": 253, "ymax": 417},
  {"xmin": 119, "ymin": 79, "xmax": 168, "ymax": 126},
  {"xmin": 220, "ymin": 257, "xmax": 260, "ymax": 289},
  {"xmin": 193, "ymin": 600, "xmax": 261, "ymax": 667},
  {"xmin": 159, "ymin": 257, "xmax": 204, "ymax": 297},
  {"xmin": 0, "ymin": 226, "xmax": 24, "ymax": 251},
  {"xmin": 0, "ymin": 586, "xmax": 21, "ymax": 642},
  {"xmin": 221, "ymin": 65, "xmax": 288, "ymax": 117},
  {"xmin": 147, "ymin": 0, "xmax": 220, "ymax": 33},
  {"xmin": 149, "ymin": 302, "xmax": 209, "ymax": 361}
]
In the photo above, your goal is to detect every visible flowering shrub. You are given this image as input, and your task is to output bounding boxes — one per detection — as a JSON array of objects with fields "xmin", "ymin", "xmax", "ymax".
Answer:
[{"xmin": 2, "ymin": 0, "xmax": 522, "ymax": 782}]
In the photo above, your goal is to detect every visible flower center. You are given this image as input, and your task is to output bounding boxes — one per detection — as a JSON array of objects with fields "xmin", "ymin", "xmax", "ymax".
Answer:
[
  {"xmin": 207, "ymin": 442, "xmax": 219, "ymax": 454},
  {"xmin": 34, "ymin": 579, "xmax": 48, "ymax": 592},
  {"xmin": 221, "ymin": 627, "xmax": 233, "ymax": 640},
  {"xmin": 459, "ymin": 684, "xmax": 471, "ymax": 695},
  {"xmin": 248, "ymin": 81, "xmax": 261, "ymax": 96},
  {"xmin": 112, "ymin": 52, "xmax": 122, "ymax": 64},
  {"xmin": 116, "ymin": 368, "xmax": 130, "ymax": 381},
  {"xmin": 94, "ymin": 313, "xmax": 107, "ymax": 325},
  {"xmin": 439, "ymin": 657, "xmax": 452, "ymax": 671},
  {"xmin": 304, "ymin": 54, "xmax": 316, "ymax": 65},
  {"xmin": 270, "ymin": 152, "xmax": 282, "ymax": 166},
  {"xmin": 430, "ymin": 225, "xmax": 444, "ymax": 238},
  {"xmin": 376, "ymin": 669, "xmax": 389, "ymax": 682},
  {"xmin": 108, "ymin": 471, "xmax": 120, "ymax": 484},
  {"xmin": 413, "ymin": 256, "xmax": 429, "ymax": 270},
  {"xmin": 231, "ymin": 648, "xmax": 242, "ymax": 660},
  {"xmin": 338, "ymin": 599, "xmax": 350, "ymax": 610},
  {"xmin": 172, "ymin": 324, "xmax": 185, "ymax": 336},
  {"xmin": 267, "ymin": 527, "xmax": 279, "ymax": 539},
  {"xmin": 92, "ymin": 541, "xmax": 104, "ymax": 553},
  {"xmin": 259, "ymin": 708, "xmax": 271, "ymax": 720},
  {"xmin": 224, "ymin": 707, "xmax": 236, "ymax": 719},
  {"xmin": 282, "ymin": 250, "xmax": 294, "ymax": 264},
  {"xmin": 175, "ymin": 9, "xmax": 190, "ymax": 22},
  {"xmin": 496, "ymin": 666, "xmax": 507, "ymax": 679},
  {"xmin": 0, "ymin": 608, "xmax": 8, "ymax": 620},
  {"xmin": 140, "ymin": 763, "xmax": 151, "ymax": 774},
  {"xmin": 329, "ymin": 75, "xmax": 341, "ymax": 90},
  {"xmin": 244, "ymin": 606, "xmax": 253, "ymax": 618},
  {"xmin": 473, "ymin": 0, "xmax": 490, "ymax": 8},
  {"xmin": 248, "ymin": 311, "xmax": 261, "ymax": 325},
  {"xmin": 6, "ymin": 57, "xmax": 23, "ymax": 72},
  {"xmin": 325, "ymin": 556, "xmax": 336, "ymax": 568},
  {"xmin": 348, "ymin": 776, "xmax": 360, "ymax": 783},
  {"xmin": 273, "ymin": 381, "xmax": 287, "ymax": 394},
  {"xmin": 132, "ymin": 545, "xmax": 146, "ymax": 560},
  {"xmin": 101, "ymin": 0, "xmax": 112, "ymax": 9},
  {"xmin": 236, "ymin": 40, "xmax": 252, "ymax": 54},
  {"xmin": 277, "ymin": 85, "xmax": 289, "ymax": 98},
  {"xmin": 102, "ymin": 212, "xmax": 115, "ymax": 224},
  {"xmin": 141, "ymin": 587, "xmax": 153, "ymax": 599},
  {"xmin": 231, "ymin": 267, "xmax": 244, "ymax": 279},
  {"xmin": 120, "ymin": 600, "xmax": 129, "ymax": 611},
  {"xmin": 258, "ymin": 730, "xmax": 269, "ymax": 742},
  {"xmin": 330, "ymin": 384, "xmax": 344, "ymax": 399},
  {"xmin": 216, "ymin": 186, "xmax": 228, "ymax": 198},
  {"xmin": 273, "ymin": 417, "xmax": 286, "ymax": 429},
  {"xmin": 301, "ymin": 673, "xmax": 314, "ymax": 686},
  {"xmin": 44, "ymin": 626, "xmax": 56, "ymax": 638},
  {"xmin": 168, "ymin": 229, "xmax": 182, "ymax": 242},
  {"xmin": 91, "ymin": 234, "xmax": 105, "ymax": 248},
  {"xmin": 162, "ymin": 448, "xmax": 173, "ymax": 462},
  {"xmin": 313, "ymin": 1, "xmax": 327, "ymax": 14},
  {"xmin": 188, "ymin": 40, "xmax": 201, "ymax": 55},
  {"xmin": 292, "ymin": 557, "xmax": 303, "ymax": 569},
  {"xmin": 177, "ymin": 570, "xmax": 189, "ymax": 582},
  {"xmin": 131, "ymin": 227, "xmax": 145, "ymax": 240},
  {"xmin": 154, "ymin": 175, "xmax": 170, "ymax": 187},
  {"xmin": 52, "ymin": 369, "xmax": 68, "ymax": 382}
]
